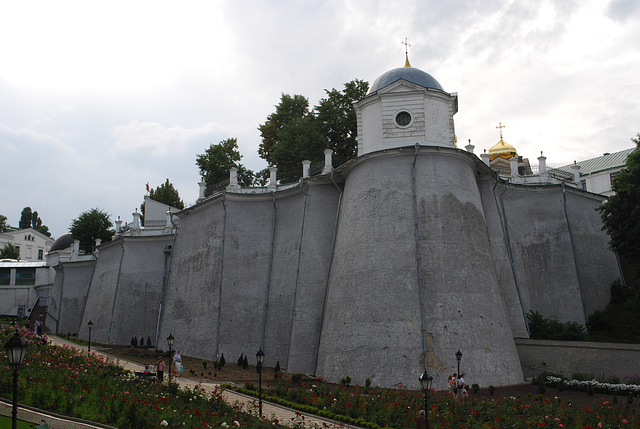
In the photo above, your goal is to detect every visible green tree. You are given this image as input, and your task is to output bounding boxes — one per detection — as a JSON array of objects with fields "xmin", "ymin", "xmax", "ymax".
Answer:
[
  {"xmin": 598, "ymin": 134, "xmax": 640, "ymax": 259},
  {"xmin": 69, "ymin": 208, "xmax": 115, "ymax": 254},
  {"xmin": 258, "ymin": 93, "xmax": 326, "ymax": 176},
  {"xmin": 196, "ymin": 138, "xmax": 254, "ymax": 197},
  {"xmin": 316, "ymin": 79, "xmax": 369, "ymax": 159},
  {"xmin": 0, "ymin": 214, "xmax": 7, "ymax": 232},
  {"xmin": 19, "ymin": 207, "xmax": 33, "ymax": 229},
  {"xmin": 0, "ymin": 243, "xmax": 20, "ymax": 259},
  {"xmin": 17, "ymin": 207, "xmax": 51, "ymax": 236},
  {"xmin": 141, "ymin": 179, "xmax": 185, "ymax": 224}
]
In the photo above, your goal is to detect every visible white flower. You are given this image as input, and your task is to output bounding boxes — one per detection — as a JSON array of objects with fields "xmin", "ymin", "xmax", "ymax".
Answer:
[
  {"xmin": 221, "ymin": 422, "xmax": 229, "ymax": 428},
  {"xmin": 233, "ymin": 421, "xmax": 240, "ymax": 427},
  {"xmin": 161, "ymin": 420, "xmax": 168, "ymax": 427}
]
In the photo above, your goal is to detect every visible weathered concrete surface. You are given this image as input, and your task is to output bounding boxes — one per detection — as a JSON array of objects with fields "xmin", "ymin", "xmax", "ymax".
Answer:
[
  {"xmin": 49, "ymin": 260, "xmax": 95, "ymax": 336},
  {"xmin": 79, "ymin": 235, "xmax": 173, "ymax": 346},
  {"xmin": 158, "ymin": 182, "xmax": 340, "ymax": 374},
  {"xmin": 516, "ymin": 338, "xmax": 640, "ymax": 381},
  {"xmin": 316, "ymin": 148, "xmax": 524, "ymax": 390}
]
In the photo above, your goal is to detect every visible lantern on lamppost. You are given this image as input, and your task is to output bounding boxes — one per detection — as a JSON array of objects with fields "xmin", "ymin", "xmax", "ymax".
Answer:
[
  {"xmin": 167, "ymin": 333, "xmax": 174, "ymax": 353},
  {"xmin": 5, "ymin": 331, "xmax": 28, "ymax": 429},
  {"xmin": 87, "ymin": 320, "xmax": 94, "ymax": 353},
  {"xmin": 455, "ymin": 349, "xmax": 463, "ymax": 377},
  {"xmin": 256, "ymin": 349, "xmax": 265, "ymax": 418},
  {"xmin": 419, "ymin": 369, "xmax": 433, "ymax": 413}
]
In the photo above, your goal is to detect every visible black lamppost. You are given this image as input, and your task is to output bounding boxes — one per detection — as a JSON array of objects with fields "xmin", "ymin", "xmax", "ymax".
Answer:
[
  {"xmin": 87, "ymin": 320, "xmax": 94, "ymax": 352},
  {"xmin": 419, "ymin": 369, "xmax": 433, "ymax": 413},
  {"xmin": 167, "ymin": 333, "xmax": 174, "ymax": 353},
  {"xmin": 167, "ymin": 334, "xmax": 175, "ymax": 382},
  {"xmin": 256, "ymin": 349, "xmax": 265, "ymax": 418},
  {"xmin": 455, "ymin": 349, "xmax": 462, "ymax": 377},
  {"xmin": 5, "ymin": 331, "xmax": 28, "ymax": 429}
]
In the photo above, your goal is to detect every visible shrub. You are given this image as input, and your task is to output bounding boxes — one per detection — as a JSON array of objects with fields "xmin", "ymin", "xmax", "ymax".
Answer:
[
  {"xmin": 237, "ymin": 353, "xmax": 244, "ymax": 366},
  {"xmin": 538, "ymin": 378, "xmax": 546, "ymax": 394},
  {"xmin": 365, "ymin": 378, "xmax": 371, "ymax": 390},
  {"xmin": 488, "ymin": 385, "xmax": 496, "ymax": 396},
  {"xmin": 242, "ymin": 355, "xmax": 248, "ymax": 369},
  {"xmin": 628, "ymin": 393, "xmax": 634, "ymax": 405},
  {"xmin": 471, "ymin": 383, "xmax": 479, "ymax": 394},
  {"xmin": 220, "ymin": 353, "xmax": 226, "ymax": 367},
  {"xmin": 291, "ymin": 373, "xmax": 303, "ymax": 384},
  {"xmin": 341, "ymin": 376, "xmax": 352, "ymax": 386},
  {"xmin": 146, "ymin": 336, "xmax": 152, "ymax": 347}
]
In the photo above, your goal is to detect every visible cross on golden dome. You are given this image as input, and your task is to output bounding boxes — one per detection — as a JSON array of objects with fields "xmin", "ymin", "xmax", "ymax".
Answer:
[{"xmin": 496, "ymin": 122, "xmax": 506, "ymax": 140}]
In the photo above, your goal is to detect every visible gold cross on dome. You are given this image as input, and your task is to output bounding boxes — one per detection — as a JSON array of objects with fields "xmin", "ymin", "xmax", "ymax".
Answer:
[
  {"xmin": 496, "ymin": 122, "xmax": 506, "ymax": 139},
  {"xmin": 402, "ymin": 37, "xmax": 412, "ymax": 67}
]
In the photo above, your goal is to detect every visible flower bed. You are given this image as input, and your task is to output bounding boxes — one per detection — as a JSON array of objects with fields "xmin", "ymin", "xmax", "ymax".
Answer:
[
  {"xmin": 0, "ymin": 326, "xmax": 273, "ymax": 429},
  {"xmin": 236, "ymin": 377, "xmax": 640, "ymax": 428}
]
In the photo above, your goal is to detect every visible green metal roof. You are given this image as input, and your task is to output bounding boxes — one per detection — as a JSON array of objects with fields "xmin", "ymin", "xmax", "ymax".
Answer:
[{"xmin": 556, "ymin": 147, "xmax": 636, "ymax": 176}]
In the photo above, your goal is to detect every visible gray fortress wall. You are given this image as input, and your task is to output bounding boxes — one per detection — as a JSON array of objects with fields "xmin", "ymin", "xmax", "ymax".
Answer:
[
  {"xmin": 481, "ymin": 181, "xmax": 616, "ymax": 327},
  {"xmin": 50, "ymin": 260, "xmax": 95, "ymax": 336},
  {"xmin": 79, "ymin": 235, "xmax": 172, "ymax": 346},
  {"xmin": 158, "ymin": 182, "xmax": 340, "ymax": 373},
  {"xmin": 316, "ymin": 148, "xmax": 524, "ymax": 391}
]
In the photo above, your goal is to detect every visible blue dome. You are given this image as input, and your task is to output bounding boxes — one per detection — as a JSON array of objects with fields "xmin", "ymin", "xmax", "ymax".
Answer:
[{"xmin": 368, "ymin": 67, "xmax": 444, "ymax": 94}]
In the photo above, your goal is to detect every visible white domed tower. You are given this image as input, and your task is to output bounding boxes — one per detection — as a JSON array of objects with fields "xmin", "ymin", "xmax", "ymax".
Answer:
[
  {"xmin": 315, "ymin": 59, "xmax": 524, "ymax": 390},
  {"xmin": 355, "ymin": 62, "xmax": 458, "ymax": 155}
]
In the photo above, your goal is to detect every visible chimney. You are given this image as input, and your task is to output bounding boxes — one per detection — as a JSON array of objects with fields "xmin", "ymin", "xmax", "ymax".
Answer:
[
  {"xmin": 132, "ymin": 209, "xmax": 141, "ymax": 229},
  {"xmin": 480, "ymin": 149, "xmax": 490, "ymax": 166},
  {"xmin": 538, "ymin": 151, "xmax": 547, "ymax": 175},
  {"xmin": 95, "ymin": 238, "xmax": 102, "ymax": 247},
  {"xmin": 465, "ymin": 139, "xmax": 475, "ymax": 154},
  {"xmin": 510, "ymin": 157, "xmax": 519, "ymax": 178},
  {"xmin": 323, "ymin": 149, "xmax": 333, "ymax": 174},
  {"xmin": 302, "ymin": 160, "xmax": 311, "ymax": 178},
  {"xmin": 571, "ymin": 161, "xmax": 581, "ymax": 184},
  {"xmin": 198, "ymin": 178, "xmax": 206, "ymax": 200},
  {"xmin": 227, "ymin": 167, "xmax": 241, "ymax": 191},
  {"xmin": 268, "ymin": 167, "xmax": 278, "ymax": 190},
  {"xmin": 115, "ymin": 216, "xmax": 122, "ymax": 233}
]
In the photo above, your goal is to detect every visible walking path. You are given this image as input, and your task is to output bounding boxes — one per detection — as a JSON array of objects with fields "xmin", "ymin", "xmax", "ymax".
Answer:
[{"xmin": 1, "ymin": 334, "xmax": 357, "ymax": 429}]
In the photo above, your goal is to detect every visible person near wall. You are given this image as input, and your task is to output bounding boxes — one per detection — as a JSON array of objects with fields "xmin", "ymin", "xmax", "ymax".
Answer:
[
  {"xmin": 172, "ymin": 351, "xmax": 182, "ymax": 378},
  {"xmin": 157, "ymin": 356, "xmax": 165, "ymax": 382}
]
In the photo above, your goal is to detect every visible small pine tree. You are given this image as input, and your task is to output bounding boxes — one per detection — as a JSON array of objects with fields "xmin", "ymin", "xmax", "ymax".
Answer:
[
  {"xmin": 628, "ymin": 393, "xmax": 634, "ymax": 405},
  {"xmin": 242, "ymin": 355, "xmax": 248, "ymax": 369},
  {"xmin": 147, "ymin": 336, "xmax": 152, "ymax": 347},
  {"xmin": 237, "ymin": 353, "xmax": 244, "ymax": 367},
  {"xmin": 131, "ymin": 337, "xmax": 135, "ymax": 347},
  {"xmin": 220, "ymin": 353, "xmax": 226, "ymax": 368},
  {"xmin": 538, "ymin": 378, "xmax": 546, "ymax": 394}
]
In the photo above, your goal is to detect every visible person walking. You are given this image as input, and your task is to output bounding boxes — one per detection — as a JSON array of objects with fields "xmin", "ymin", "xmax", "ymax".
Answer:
[
  {"xmin": 157, "ymin": 356, "xmax": 165, "ymax": 382},
  {"xmin": 172, "ymin": 351, "xmax": 182, "ymax": 378}
]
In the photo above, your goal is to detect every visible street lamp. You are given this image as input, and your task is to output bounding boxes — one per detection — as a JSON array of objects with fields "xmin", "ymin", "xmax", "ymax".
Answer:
[
  {"xmin": 167, "ymin": 333, "xmax": 174, "ymax": 353},
  {"xmin": 419, "ymin": 370, "xmax": 433, "ymax": 413},
  {"xmin": 5, "ymin": 330, "xmax": 28, "ymax": 429},
  {"xmin": 256, "ymin": 349, "xmax": 265, "ymax": 418},
  {"xmin": 455, "ymin": 349, "xmax": 463, "ymax": 378},
  {"xmin": 87, "ymin": 320, "xmax": 94, "ymax": 353}
]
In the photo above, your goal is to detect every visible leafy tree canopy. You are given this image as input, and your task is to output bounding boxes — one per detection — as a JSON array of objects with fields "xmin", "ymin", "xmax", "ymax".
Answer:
[
  {"xmin": 17, "ymin": 207, "xmax": 51, "ymax": 237},
  {"xmin": 196, "ymin": 138, "xmax": 254, "ymax": 196},
  {"xmin": 598, "ymin": 134, "xmax": 640, "ymax": 258},
  {"xmin": 0, "ymin": 243, "xmax": 20, "ymax": 259},
  {"xmin": 258, "ymin": 80, "xmax": 368, "ymax": 178},
  {"xmin": 0, "ymin": 214, "xmax": 7, "ymax": 233},
  {"xmin": 141, "ymin": 179, "xmax": 185, "ymax": 224},
  {"xmin": 69, "ymin": 208, "xmax": 115, "ymax": 254},
  {"xmin": 316, "ymin": 79, "xmax": 369, "ymax": 159}
]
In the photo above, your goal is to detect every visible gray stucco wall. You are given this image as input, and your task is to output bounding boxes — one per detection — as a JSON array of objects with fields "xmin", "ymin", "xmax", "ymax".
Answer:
[
  {"xmin": 516, "ymin": 338, "xmax": 640, "ymax": 381},
  {"xmin": 158, "ymin": 182, "xmax": 340, "ymax": 373},
  {"xmin": 80, "ymin": 235, "xmax": 172, "ymax": 346},
  {"xmin": 50, "ymin": 260, "xmax": 95, "ymax": 336},
  {"xmin": 317, "ymin": 148, "xmax": 524, "ymax": 391}
]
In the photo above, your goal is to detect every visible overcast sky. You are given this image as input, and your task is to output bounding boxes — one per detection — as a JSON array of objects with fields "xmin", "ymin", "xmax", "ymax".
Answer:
[{"xmin": 1, "ymin": 0, "xmax": 639, "ymax": 240}]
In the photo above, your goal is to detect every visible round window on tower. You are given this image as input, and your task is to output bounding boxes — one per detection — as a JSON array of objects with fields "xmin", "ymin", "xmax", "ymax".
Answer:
[{"xmin": 395, "ymin": 111, "xmax": 412, "ymax": 127}]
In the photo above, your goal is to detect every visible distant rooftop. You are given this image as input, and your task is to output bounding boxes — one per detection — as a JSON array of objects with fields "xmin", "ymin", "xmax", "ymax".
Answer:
[{"xmin": 556, "ymin": 147, "xmax": 636, "ymax": 176}]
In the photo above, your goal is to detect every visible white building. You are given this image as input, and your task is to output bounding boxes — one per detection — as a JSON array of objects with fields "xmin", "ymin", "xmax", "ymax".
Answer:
[{"xmin": 0, "ymin": 227, "xmax": 54, "ymax": 262}]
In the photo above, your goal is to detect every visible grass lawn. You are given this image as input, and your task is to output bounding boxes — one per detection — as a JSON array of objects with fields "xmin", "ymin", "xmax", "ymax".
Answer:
[{"xmin": 0, "ymin": 414, "xmax": 42, "ymax": 428}]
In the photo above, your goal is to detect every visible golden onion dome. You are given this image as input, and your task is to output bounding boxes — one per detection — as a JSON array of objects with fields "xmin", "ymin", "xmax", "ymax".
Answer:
[{"xmin": 488, "ymin": 138, "xmax": 518, "ymax": 160}]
